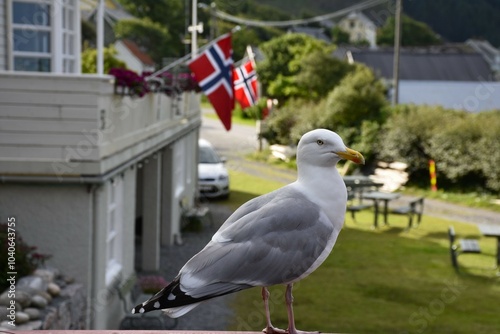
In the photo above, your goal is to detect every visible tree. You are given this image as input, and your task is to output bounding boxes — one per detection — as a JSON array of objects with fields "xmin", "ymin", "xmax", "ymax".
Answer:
[
  {"xmin": 322, "ymin": 65, "xmax": 388, "ymax": 129},
  {"xmin": 116, "ymin": 0, "xmax": 184, "ymax": 56},
  {"xmin": 377, "ymin": 14, "xmax": 442, "ymax": 46},
  {"xmin": 331, "ymin": 26, "xmax": 350, "ymax": 44},
  {"xmin": 294, "ymin": 51, "xmax": 353, "ymax": 101},
  {"xmin": 258, "ymin": 33, "xmax": 334, "ymax": 103},
  {"xmin": 114, "ymin": 18, "xmax": 177, "ymax": 65},
  {"xmin": 81, "ymin": 45, "xmax": 126, "ymax": 74}
]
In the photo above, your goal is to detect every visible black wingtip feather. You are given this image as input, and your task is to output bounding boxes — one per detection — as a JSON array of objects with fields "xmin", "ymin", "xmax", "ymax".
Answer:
[{"xmin": 131, "ymin": 277, "xmax": 213, "ymax": 314}]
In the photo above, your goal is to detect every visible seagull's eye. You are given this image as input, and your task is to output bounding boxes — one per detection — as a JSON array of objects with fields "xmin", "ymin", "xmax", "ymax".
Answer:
[{"xmin": 316, "ymin": 140, "xmax": 324, "ymax": 146}]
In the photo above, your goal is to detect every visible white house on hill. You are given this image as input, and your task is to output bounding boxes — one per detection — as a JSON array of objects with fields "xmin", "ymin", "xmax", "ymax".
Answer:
[
  {"xmin": 114, "ymin": 39, "xmax": 155, "ymax": 73},
  {"xmin": 337, "ymin": 11, "xmax": 378, "ymax": 48},
  {"xmin": 0, "ymin": 0, "xmax": 200, "ymax": 329}
]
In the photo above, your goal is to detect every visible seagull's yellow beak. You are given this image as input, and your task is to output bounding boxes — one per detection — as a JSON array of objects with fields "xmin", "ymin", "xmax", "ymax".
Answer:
[{"xmin": 337, "ymin": 147, "xmax": 365, "ymax": 165}]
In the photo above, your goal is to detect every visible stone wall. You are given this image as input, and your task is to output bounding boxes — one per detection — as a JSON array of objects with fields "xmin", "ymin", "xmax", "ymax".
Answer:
[{"xmin": 0, "ymin": 268, "xmax": 86, "ymax": 330}]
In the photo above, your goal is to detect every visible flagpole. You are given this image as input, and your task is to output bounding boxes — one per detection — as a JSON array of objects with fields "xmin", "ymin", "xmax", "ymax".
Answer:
[
  {"xmin": 191, "ymin": 0, "xmax": 198, "ymax": 58},
  {"xmin": 245, "ymin": 45, "xmax": 263, "ymax": 152},
  {"xmin": 146, "ymin": 28, "xmax": 239, "ymax": 80}
]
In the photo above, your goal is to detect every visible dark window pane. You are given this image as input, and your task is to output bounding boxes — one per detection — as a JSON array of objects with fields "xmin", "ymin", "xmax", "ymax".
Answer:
[
  {"xmin": 13, "ymin": 2, "xmax": 50, "ymax": 26},
  {"xmin": 14, "ymin": 57, "xmax": 51, "ymax": 72},
  {"xmin": 14, "ymin": 29, "xmax": 50, "ymax": 52}
]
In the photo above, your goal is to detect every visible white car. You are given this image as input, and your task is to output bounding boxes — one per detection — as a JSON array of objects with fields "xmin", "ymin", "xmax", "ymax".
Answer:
[{"xmin": 198, "ymin": 139, "xmax": 230, "ymax": 199}]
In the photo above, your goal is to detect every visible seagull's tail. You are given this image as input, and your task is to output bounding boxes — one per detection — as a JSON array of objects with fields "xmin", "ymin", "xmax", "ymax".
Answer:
[
  {"xmin": 131, "ymin": 278, "xmax": 198, "ymax": 317},
  {"xmin": 132, "ymin": 276, "xmax": 252, "ymax": 318}
]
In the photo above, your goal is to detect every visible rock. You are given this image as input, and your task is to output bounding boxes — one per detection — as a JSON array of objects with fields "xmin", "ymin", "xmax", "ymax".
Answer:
[
  {"xmin": 0, "ymin": 306, "xmax": 8, "ymax": 319},
  {"xmin": 0, "ymin": 291, "xmax": 10, "ymax": 306},
  {"xmin": 37, "ymin": 291, "xmax": 52, "ymax": 302},
  {"xmin": 30, "ymin": 295, "xmax": 48, "ymax": 309},
  {"xmin": 64, "ymin": 276, "xmax": 75, "ymax": 284},
  {"xmin": 16, "ymin": 311, "xmax": 30, "ymax": 324},
  {"xmin": 24, "ymin": 307, "xmax": 41, "ymax": 320},
  {"xmin": 42, "ymin": 307, "xmax": 57, "ymax": 329},
  {"xmin": 1, "ymin": 320, "xmax": 42, "ymax": 330},
  {"xmin": 47, "ymin": 282, "xmax": 61, "ymax": 296},
  {"xmin": 16, "ymin": 290, "xmax": 32, "ymax": 308},
  {"xmin": 0, "ymin": 320, "xmax": 15, "ymax": 329},
  {"xmin": 33, "ymin": 269, "xmax": 56, "ymax": 283},
  {"xmin": 17, "ymin": 276, "xmax": 47, "ymax": 293}
]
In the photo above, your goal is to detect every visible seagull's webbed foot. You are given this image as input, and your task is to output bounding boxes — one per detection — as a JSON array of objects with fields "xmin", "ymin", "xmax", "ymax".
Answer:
[
  {"xmin": 287, "ymin": 330, "xmax": 321, "ymax": 334},
  {"xmin": 262, "ymin": 326, "xmax": 288, "ymax": 334},
  {"xmin": 262, "ymin": 287, "xmax": 287, "ymax": 334},
  {"xmin": 284, "ymin": 284, "xmax": 322, "ymax": 334}
]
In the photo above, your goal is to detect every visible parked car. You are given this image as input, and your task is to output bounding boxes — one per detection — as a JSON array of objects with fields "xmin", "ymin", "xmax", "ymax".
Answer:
[{"xmin": 198, "ymin": 139, "xmax": 230, "ymax": 199}]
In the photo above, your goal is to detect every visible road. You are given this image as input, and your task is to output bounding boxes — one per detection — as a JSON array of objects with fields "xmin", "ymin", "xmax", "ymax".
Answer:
[{"xmin": 200, "ymin": 109, "xmax": 261, "ymax": 158}]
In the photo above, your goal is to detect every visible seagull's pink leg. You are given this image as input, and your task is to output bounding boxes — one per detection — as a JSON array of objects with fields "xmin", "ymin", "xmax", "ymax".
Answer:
[
  {"xmin": 285, "ymin": 283, "xmax": 320, "ymax": 334},
  {"xmin": 262, "ymin": 287, "xmax": 286, "ymax": 334}
]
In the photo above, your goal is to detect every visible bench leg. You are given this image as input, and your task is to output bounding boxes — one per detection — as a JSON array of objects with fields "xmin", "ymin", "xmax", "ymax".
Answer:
[
  {"xmin": 450, "ymin": 247, "xmax": 459, "ymax": 272},
  {"xmin": 407, "ymin": 214, "xmax": 414, "ymax": 229},
  {"xmin": 350, "ymin": 210, "xmax": 356, "ymax": 222}
]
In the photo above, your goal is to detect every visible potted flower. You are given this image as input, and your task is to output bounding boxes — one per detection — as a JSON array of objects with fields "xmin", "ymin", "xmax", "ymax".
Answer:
[{"xmin": 109, "ymin": 68, "xmax": 149, "ymax": 98}]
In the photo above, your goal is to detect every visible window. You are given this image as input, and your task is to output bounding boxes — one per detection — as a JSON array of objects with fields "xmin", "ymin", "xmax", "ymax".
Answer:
[
  {"xmin": 12, "ymin": 1, "xmax": 52, "ymax": 71},
  {"xmin": 106, "ymin": 177, "xmax": 124, "ymax": 285},
  {"xmin": 10, "ymin": 0, "xmax": 79, "ymax": 73}
]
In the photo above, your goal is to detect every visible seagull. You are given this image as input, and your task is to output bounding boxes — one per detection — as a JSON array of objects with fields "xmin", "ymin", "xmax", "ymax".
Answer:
[{"xmin": 132, "ymin": 129, "xmax": 364, "ymax": 334}]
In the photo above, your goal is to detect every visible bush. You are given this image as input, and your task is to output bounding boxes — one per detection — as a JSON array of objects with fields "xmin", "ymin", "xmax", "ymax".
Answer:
[
  {"xmin": 81, "ymin": 44, "xmax": 126, "ymax": 74},
  {"xmin": 261, "ymin": 101, "xmax": 301, "ymax": 145},
  {"xmin": 378, "ymin": 106, "xmax": 500, "ymax": 192},
  {"xmin": 322, "ymin": 64, "xmax": 388, "ymax": 129},
  {"xmin": 0, "ymin": 224, "xmax": 51, "ymax": 291}
]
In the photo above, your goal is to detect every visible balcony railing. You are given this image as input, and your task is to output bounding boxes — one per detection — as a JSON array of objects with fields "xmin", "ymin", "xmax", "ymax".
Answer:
[{"xmin": 0, "ymin": 72, "xmax": 201, "ymax": 177}]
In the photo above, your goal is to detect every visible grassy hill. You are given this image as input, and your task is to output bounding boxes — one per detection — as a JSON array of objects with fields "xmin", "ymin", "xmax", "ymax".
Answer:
[{"xmin": 253, "ymin": 0, "xmax": 500, "ymax": 46}]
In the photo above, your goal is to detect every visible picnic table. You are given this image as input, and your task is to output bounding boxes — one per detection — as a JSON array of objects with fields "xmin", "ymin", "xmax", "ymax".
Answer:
[
  {"xmin": 361, "ymin": 191, "xmax": 402, "ymax": 228},
  {"xmin": 478, "ymin": 224, "xmax": 500, "ymax": 267}
]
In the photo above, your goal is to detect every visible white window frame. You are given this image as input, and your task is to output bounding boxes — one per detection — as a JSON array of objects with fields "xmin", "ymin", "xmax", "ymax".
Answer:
[
  {"xmin": 8, "ymin": 0, "xmax": 80, "ymax": 73},
  {"xmin": 105, "ymin": 177, "xmax": 124, "ymax": 286}
]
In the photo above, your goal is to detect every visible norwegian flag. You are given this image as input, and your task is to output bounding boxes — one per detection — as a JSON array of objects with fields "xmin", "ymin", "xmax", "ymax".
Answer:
[
  {"xmin": 233, "ymin": 60, "xmax": 259, "ymax": 109},
  {"xmin": 188, "ymin": 33, "xmax": 234, "ymax": 131}
]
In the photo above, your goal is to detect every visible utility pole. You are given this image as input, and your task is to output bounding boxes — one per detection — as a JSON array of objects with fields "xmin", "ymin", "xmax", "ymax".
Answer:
[
  {"xmin": 210, "ymin": 2, "xmax": 217, "ymax": 41},
  {"xmin": 392, "ymin": 0, "xmax": 402, "ymax": 105},
  {"xmin": 96, "ymin": 0, "xmax": 104, "ymax": 75},
  {"xmin": 188, "ymin": 0, "xmax": 204, "ymax": 58}
]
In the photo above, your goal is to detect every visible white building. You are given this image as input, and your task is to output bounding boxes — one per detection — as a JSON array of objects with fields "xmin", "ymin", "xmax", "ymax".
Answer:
[
  {"xmin": 0, "ymin": 0, "xmax": 200, "ymax": 329},
  {"xmin": 114, "ymin": 39, "xmax": 155, "ymax": 73},
  {"xmin": 336, "ymin": 45, "xmax": 500, "ymax": 112},
  {"xmin": 337, "ymin": 11, "xmax": 377, "ymax": 48}
]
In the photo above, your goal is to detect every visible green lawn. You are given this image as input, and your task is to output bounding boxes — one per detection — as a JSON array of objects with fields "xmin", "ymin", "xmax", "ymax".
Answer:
[{"xmin": 221, "ymin": 169, "xmax": 500, "ymax": 333}]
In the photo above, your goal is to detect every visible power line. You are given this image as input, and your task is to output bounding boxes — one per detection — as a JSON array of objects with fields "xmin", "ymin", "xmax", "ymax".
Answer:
[{"xmin": 210, "ymin": 0, "xmax": 390, "ymax": 28}]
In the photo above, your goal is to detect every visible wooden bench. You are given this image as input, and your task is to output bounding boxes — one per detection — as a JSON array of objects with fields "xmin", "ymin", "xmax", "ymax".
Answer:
[
  {"xmin": 116, "ymin": 274, "xmax": 178, "ymax": 330},
  {"xmin": 448, "ymin": 226, "xmax": 481, "ymax": 272},
  {"xmin": 390, "ymin": 197, "xmax": 424, "ymax": 228},
  {"xmin": 346, "ymin": 187, "xmax": 373, "ymax": 223}
]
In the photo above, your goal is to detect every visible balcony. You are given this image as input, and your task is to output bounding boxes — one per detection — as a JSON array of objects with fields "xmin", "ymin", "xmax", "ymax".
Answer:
[{"xmin": 0, "ymin": 72, "xmax": 201, "ymax": 178}]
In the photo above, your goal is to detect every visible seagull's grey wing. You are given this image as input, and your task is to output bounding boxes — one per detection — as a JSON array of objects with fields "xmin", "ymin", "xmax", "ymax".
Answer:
[
  {"xmin": 216, "ymin": 185, "xmax": 285, "ymax": 229},
  {"xmin": 178, "ymin": 188, "xmax": 337, "ymax": 298}
]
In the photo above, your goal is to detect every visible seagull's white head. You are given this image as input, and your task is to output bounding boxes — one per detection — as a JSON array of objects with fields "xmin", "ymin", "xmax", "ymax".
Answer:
[{"xmin": 296, "ymin": 129, "xmax": 365, "ymax": 169}]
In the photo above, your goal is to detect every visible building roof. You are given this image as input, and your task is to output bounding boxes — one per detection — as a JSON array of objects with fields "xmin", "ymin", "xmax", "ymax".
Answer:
[
  {"xmin": 337, "ymin": 45, "xmax": 494, "ymax": 81},
  {"xmin": 119, "ymin": 39, "xmax": 155, "ymax": 67},
  {"xmin": 288, "ymin": 27, "xmax": 330, "ymax": 43}
]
